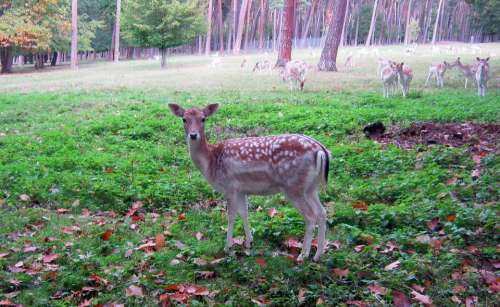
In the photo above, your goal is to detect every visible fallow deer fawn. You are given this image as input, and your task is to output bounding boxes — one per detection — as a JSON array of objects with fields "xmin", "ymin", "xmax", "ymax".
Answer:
[
  {"xmin": 169, "ymin": 104, "xmax": 330, "ymax": 262},
  {"xmin": 253, "ymin": 60, "xmax": 271, "ymax": 72},
  {"xmin": 454, "ymin": 57, "xmax": 478, "ymax": 88},
  {"xmin": 380, "ymin": 62, "xmax": 398, "ymax": 98},
  {"xmin": 396, "ymin": 62, "xmax": 413, "ymax": 97},
  {"xmin": 282, "ymin": 60, "xmax": 308, "ymax": 91},
  {"xmin": 425, "ymin": 61, "xmax": 454, "ymax": 87},
  {"xmin": 475, "ymin": 57, "xmax": 489, "ymax": 96}
]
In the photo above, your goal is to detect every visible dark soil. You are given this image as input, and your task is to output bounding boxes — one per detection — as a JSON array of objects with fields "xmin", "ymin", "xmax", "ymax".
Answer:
[{"xmin": 369, "ymin": 122, "xmax": 500, "ymax": 154}]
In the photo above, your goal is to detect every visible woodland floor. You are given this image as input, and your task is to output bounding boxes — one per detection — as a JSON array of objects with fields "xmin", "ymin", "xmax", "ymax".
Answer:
[{"xmin": 0, "ymin": 44, "xmax": 499, "ymax": 306}]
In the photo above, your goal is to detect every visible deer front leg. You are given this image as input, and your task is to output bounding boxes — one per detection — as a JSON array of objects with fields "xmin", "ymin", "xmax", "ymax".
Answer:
[
  {"xmin": 235, "ymin": 194, "xmax": 253, "ymax": 249},
  {"xmin": 224, "ymin": 197, "xmax": 237, "ymax": 253}
]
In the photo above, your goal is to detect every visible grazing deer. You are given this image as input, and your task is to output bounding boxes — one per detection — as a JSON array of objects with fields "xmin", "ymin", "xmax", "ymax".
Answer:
[
  {"xmin": 425, "ymin": 61, "xmax": 453, "ymax": 87},
  {"xmin": 380, "ymin": 62, "xmax": 398, "ymax": 98},
  {"xmin": 344, "ymin": 53, "xmax": 354, "ymax": 71},
  {"xmin": 475, "ymin": 57, "xmax": 489, "ymax": 97},
  {"xmin": 252, "ymin": 60, "xmax": 271, "ymax": 72},
  {"xmin": 282, "ymin": 60, "xmax": 308, "ymax": 91},
  {"xmin": 168, "ymin": 103, "xmax": 330, "ymax": 262},
  {"xmin": 454, "ymin": 57, "xmax": 478, "ymax": 88},
  {"xmin": 240, "ymin": 58, "xmax": 247, "ymax": 68},
  {"xmin": 395, "ymin": 63, "xmax": 413, "ymax": 97}
]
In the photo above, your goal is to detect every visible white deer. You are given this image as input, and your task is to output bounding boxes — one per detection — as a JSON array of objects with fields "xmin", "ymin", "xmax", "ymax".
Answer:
[
  {"xmin": 425, "ymin": 61, "xmax": 454, "ymax": 87},
  {"xmin": 168, "ymin": 104, "xmax": 330, "ymax": 262},
  {"xmin": 395, "ymin": 62, "xmax": 413, "ymax": 97},
  {"xmin": 454, "ymin": 57, "xmax": 478, "ymax": 88},
  {"xmin": 475, "ymin": 57, "xmax": 489, "ymax": 97},
  {"xmin": 380, "ymin": 62, "xmax": 398, "ymax": 98},
  {"xmin": 282, "ymin": 60, "xmax": 308, "ymax": 91}
]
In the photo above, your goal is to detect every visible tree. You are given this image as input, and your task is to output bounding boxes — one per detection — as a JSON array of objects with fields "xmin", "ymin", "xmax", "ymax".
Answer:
[
  {"xmin": 233, "ymin": 0, "xmax": 250, "ymax": 54},
  {"xmin": 365, "ymin": 0, "xmax": 379, "ymax": 46},
  {"xmin": 217, "ymin": 0, "xmax": 224, "ymax": 53},
  {"xmin": 71, "ymin": 0, "xmax": 78, "ymax": 69},
  {"xmin": 276, "ymin": 0, "xmax": 295, "ymax": 67},
  {"xmin": 123, "ymin": 0, "xmax": 205, "ymax": 68},
  {"xmin": 404, "ymin": 0, "xmax": 414, "ymax": 45},
  {"xmin": 114, "ymin": 0, "xmax": 121, "ymax": 62},
  {"xmin": 205, "ymin": 0, "xmax": 213, "ymax": 55},
  {"xmin": 318, "ymin": 0, "xmax": 347, "ymax": 71},
  {"xmin": 431, "ymin": 0, "xmax": 444, "ymax": 44}
]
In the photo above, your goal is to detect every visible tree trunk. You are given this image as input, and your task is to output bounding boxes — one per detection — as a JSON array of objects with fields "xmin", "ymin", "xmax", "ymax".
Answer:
[
  {"xmin": 50, "ymin": 52, "xmax": 58, "ymax": 66},
  {"xmin": 71, "ymin": 0, "xmax": 78, "ymax": 69},
  {"xmin": 206, "ymin": 0, "xmax": 213, "ymax": 55},
  {"xmin": 318, "ymin": 0, "xmax": 347, "ymax": 71},
  {"xmin": 300, "ymin": 0, "xmax": 317, "ymax": 47},
  {"xmin": 354, "ymin": 11, "xmax": 359, "ymax": 46},
  {"xmin": 340, "ymin": 0, "xmax": 350, "ymax": 46},
  {"xmin": 365, "ymin": 0, "xmax": 379, "ymax": 46},
  {"xmin": 431, "ymin": 0, "xmax": 444, "ymax": 44},
  {"xmin": 258, "ymin": 0, "xmax": 266, "ymax": 49},
  {"xmin": 403, "ymin": 0, "xmax": 413, "ymax": 44},
  {"xmin": 217, "ymin": 0, "xmax": 224, "ymax": 53},
  {"xmin": 233, "ymin": 0, "xmax": 250, "ymax": 54},
  {"xmin": 0, "ymin": 46, "xmax": 14, "ymax": 73},
  {"xmin": 114, "ymin": 0, "xmax": 121, "ymax": 62},
  {"xmin": 276, "ymin": 0, "xmax": 295, "ymax": 67},
  {"xmin": 160, "ymin": 48, "xmax": 167, "ymax": 68},
  {"xmin": 243, "ymin": 0, "xmax": 253, "ymax": 50}
]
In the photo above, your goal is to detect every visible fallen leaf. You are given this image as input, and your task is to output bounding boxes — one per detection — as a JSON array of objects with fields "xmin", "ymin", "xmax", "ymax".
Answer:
[
  {"xmin": 0, "ymin": 252, "xmax": 9, "ymax": 259},
  {"xmin": 411, "ymin": 290, "xmax": 432, "ymax": 306},
  {"xmin": 384, "ymin": 260, "xmax": 400, "ymax": 271},
  {"xmin": 368, "ymin": 283, "xmax": 387, "ymax": 295},
  {"xmin": 19, "ymin": 194, "xmax": 30, "ymax": 202},
  {"xmin": 101, "ymin": 229, "xmax": 113, "ymax": 241},
  {"xmin": 451, "ymin": 296, "xmax": 461, "ymax": 304},
  {"xmin": 42, "ymin": 253, "xmax": 59, "ymax": 263},
  {"xmin": 446, "ymin": 213, "xmax": 456, "ymax": 222},
  {"xmin": 170, "ymin": 259, "xmax": 181, "ymax": 266},
  {"xmin": 352, "ymin": 201, "xmax": 368, "ymax": 211},
  {"xmin": 298, "ymin": 288, "xmax": 306, "ymax": 303},
  {"xmin": 316, "ymin": 296, "xmax": 325, "ymax": 305},
  {"xmin": 331, "ymin": 240, "xmax": 342, "ymax": 249},
  {"xmin": 268, "ymin": 207, "xmax": 277, "ymax": 218},
  {"xmin": 155, "ymin": 234, "xmax": 165, "ymax": 250},
  {"xmin": 465, "ymin": 296, "xmax": 477, "ymax": 307},
  {"xmin": 0, "ymin": 300, "xmax": 14, "ymax": 306},
  {"xmin": 193, "ymin": 258, "xmax": 207, "ymax": 266},
  {"xmin": 126, "ymin": 285, "xmax": 143, "ymax": 297},
  {"xmin": 197, "ymin": 271, "xmax": 215, "ymax": 279},
  {"xmin": 256, "ymin": 257, "xmax": 267, "ymax": 268},
  {"xmin": 411, "ymin": 284, "xmax": 425, "ymax": 293},
  {"xmin": 56, "ymin": 208, "xmax": 70, "ymax": 214},
  {"xmin": 333, "ymin": 268, "xmax": 349, "ymax": 278},
  {"xmin": 345, "ymin": 300, "xmax": 368, "ymax": 307},
  {"xmin": 392, "ymin": 290, "xmax": 411, "ymax": 307},
  {"xmin": 285, "ymin": 237, "xmax": 303, "ymax": 248},
  {"xmin": 89, "ymin": 273, "xmax": 109, "ymax": 286},
  {"xmin": 195, "ymin": 232, "xmax": 203, "ymax": 241},
  {"xmin": 170, "ymin": 292, "xmax": 189, "ymax": 302},
  {"xmin": 178, "ymin": 213, "xmax": 186, "ymax": 221},
  {"xmin": 354, "ymin": 244, "xmax": 366, "ymax": 252},
  {"xmin": 125, "ymin": 249, "xmax": 133, "ymax": 258}
]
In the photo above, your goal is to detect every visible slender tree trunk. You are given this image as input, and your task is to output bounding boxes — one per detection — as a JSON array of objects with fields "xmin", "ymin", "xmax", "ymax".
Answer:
[
  {"xmin": 403, "ymin": 0, "xmax": 413, "ymax": 44},
  {"xmin": 340, "ymin": 0, "xmax": 350, "ymax": 46},
  {"xmin": 71, "ymin": 0, "xmax": 78, "ymax": 69},
  {"xmin": 227, "ymin": 0, "xmax": 234, "ymax": 50},
  {"xmin": 160, "ymin": 48, "xmax": 167, "ymax": 68},
  {"xmin": 258, "ymin": 0, "xmax": 266, "ymax": 49},
  {"xmin": 354, "ymin": 8, "xmax": 359, "ymax": 46},
  {"xmin": 243, "ymin": 0, "xmax": 253, "ymax": 50},
  {"xmin": 206, "ymin": 0, "xmax": 213, "ymax": 55},
  {"xmin": 300, "ymin": 0, "xmax": 317, "ymax": 47},
  {"xmin": 50, "ymin": 52, "xmax": 58, "ymax": 66},
  {"xmin": 431, "ymin": 0, "xmax": 444, "ymax": 44},
  {"xmin": 366, "ymin": 0, "xmax": 379, "ymax": 46},
  {"xmin": 318, "ymin": 0, "xmax": 347, "ymax": 71},
  {"xmin": 0, "ymin": 46, "xmax": 13, "ymax": 73},
  {"xmin": 233, "ymin": 0, "xmax": 250, "ymax": 54},
  {"xmin": 272, "ymin": 8, "xmax": 278, "ymax": 51},
  {"xmin": 114, "ymin": 0, "xmax": 121, "ymax": 62},
  {"xmin": 217, "ymin": 0, "xmax": 224, "ymax": 53},
  {"xmin": 276, "ymin": 0, "xmax": 295, "ymax": 67}
]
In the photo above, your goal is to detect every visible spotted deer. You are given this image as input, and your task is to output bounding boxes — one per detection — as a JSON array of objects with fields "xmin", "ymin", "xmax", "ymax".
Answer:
[
  {"xmin": 252, "ymin": 60, "xmax": 271, "ymax": 72},
  {"xmin": 282, "ymin": 60, "xmax": 308, "ymax": 91},
  {"xmin": 475, "ymin": 57, "xmax": 489, "ymax": 96},
  {"xmin": 395, "ymin": 63, "xmax": 413, "ymax": 97},
  {"xmin": 169, "ymin": 103, "xmax": 330, "ymax": 262},
  {"xmin": 380, "ymin": 62, "xmax": 398, "ymax": 98},
  {"xmin": 425, "ymin": 61, "xmax": 453, "ymax": 87},
  {"xmin": 377, "ymin": 58, "xmax": 395, "ymax": 78},
  {"xmin": 454, "ymin": 57, "xmax": 478, "ymax": 88}
]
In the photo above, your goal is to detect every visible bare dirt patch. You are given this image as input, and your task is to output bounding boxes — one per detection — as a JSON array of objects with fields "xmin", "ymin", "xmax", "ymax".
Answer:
[{"xmin": 369, "ymin": 122, "xmax": 500, "ymax": 154}]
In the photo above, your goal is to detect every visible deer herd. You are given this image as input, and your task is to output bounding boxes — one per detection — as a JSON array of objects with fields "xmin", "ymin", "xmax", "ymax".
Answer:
[{"xmin": 242, "ymin": 55, "xmax": 491, "ymax": 97}]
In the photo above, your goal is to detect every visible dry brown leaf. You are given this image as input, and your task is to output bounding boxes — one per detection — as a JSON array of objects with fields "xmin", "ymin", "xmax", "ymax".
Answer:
[
  {"xmin": 384, "ymin": 260, "xmax": 400, "ymax": 271},
  {"xmin": 101, "ymin": 229, "xmax": 113, "ymax": 241},
  {"xmin": 195, "ymin": 232, "xmax": 203, "ymax": 241},
  {"xmin": 368, "ymin": 283, "xmax": 387, "ymax": 295},
  {"xmin": 126, "ymin": 285, "xmax": 143, "ymax": 297},
  {"xmin": 352, "ymin": 201, "xmax": 368, "ymax": 211},
  {"xmin": 19, "ymin": 194, "xmax": 30, "ymax": 202},
  {"xmin": 298, "ymin": 288, "xmax": 306, "ymax": 303},
  {"xmin": 411, "ymin": 290, "xmax": 432, "ymax": 306},
  {"xmin": 268, "ymin": 207, "xmax": 277, "ymax": 218},
  {"xmin": 256, "ymin": 257, "xmax": 267, "ymax": 268},
  {"xmin": 333, "ymin": 268, "xmax": 349, "ymax": 278},
  {"xmin": 155, "ymin": 234, "xmax": 165, "ymax": 250},
  {"xmin": 392, "ymin": 290, "xmax": 411, "ymax": 307}
]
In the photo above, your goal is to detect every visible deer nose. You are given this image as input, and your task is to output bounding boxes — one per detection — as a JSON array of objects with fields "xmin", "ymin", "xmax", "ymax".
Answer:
[{"xmin": 189, "ymin": 133, "xmax": 198, "ymax": 140}]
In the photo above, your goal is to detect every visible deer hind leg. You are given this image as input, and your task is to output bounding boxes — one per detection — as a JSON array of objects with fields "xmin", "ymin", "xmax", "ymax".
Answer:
[
  {"xmin": 285, "ymin": 192, "xmax": 316, "ymax": 262},
  {"xmin": 307, "ymin": 190, "xmax": 327, "ymax": 262}
]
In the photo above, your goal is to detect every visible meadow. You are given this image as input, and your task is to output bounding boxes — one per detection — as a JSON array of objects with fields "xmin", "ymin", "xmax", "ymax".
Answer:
[{"xmin": 0, "ymin": 43, "xmax": 499, "ymax": 306}]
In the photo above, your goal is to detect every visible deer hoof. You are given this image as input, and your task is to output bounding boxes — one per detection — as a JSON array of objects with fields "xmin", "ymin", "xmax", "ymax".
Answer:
[{"xmin": 313, "ymin": 254, "xmax": 322, "ymax": 262}]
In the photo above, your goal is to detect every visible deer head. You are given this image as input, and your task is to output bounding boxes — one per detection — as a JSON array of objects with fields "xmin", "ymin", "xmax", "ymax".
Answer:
[{"xmin": 168, "ymin": 103, "xmax": 219, "ymax": 142}]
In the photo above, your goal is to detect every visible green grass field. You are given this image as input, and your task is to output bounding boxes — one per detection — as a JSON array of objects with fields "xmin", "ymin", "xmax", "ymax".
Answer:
[{"xmin": 0, "ymin": 44, "xmax": 499, "ymax": 306}]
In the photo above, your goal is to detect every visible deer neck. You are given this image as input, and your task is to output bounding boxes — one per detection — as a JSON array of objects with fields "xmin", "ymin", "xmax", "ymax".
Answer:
[{"xmin": 187, "ymin": 134, "xmax": 212, "ymax": 176}]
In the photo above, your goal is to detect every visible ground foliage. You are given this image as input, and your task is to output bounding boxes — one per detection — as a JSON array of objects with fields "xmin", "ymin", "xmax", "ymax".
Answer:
[{"xmin": 0, "ymin": 82, "xmax": 499, "ymax": 305}]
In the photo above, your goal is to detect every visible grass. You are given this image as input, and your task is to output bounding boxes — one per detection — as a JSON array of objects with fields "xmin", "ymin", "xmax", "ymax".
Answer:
[{"xmin": 0, "ymin": 44, "xmax": 499, "ymax": 306}]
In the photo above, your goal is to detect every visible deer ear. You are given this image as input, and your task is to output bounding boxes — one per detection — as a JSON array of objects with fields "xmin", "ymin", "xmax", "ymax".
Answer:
[
  {"xmin": 444, "ymin": 61, "xmax": 448, "ymax": 65},
  {"xmin": 486, "ymin": 57, "xmax": 489, "ymax": 61},
  {"xmin": 168, "ymin": 104, "xmax": 185, "ymax": 117},
  {"xmin": 203, "ymin": 104, "xmax": 219, "ymax": 117},
  {"xmin": 476, "ymin": 57, "xmax": 480, "ymax": 61}
]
